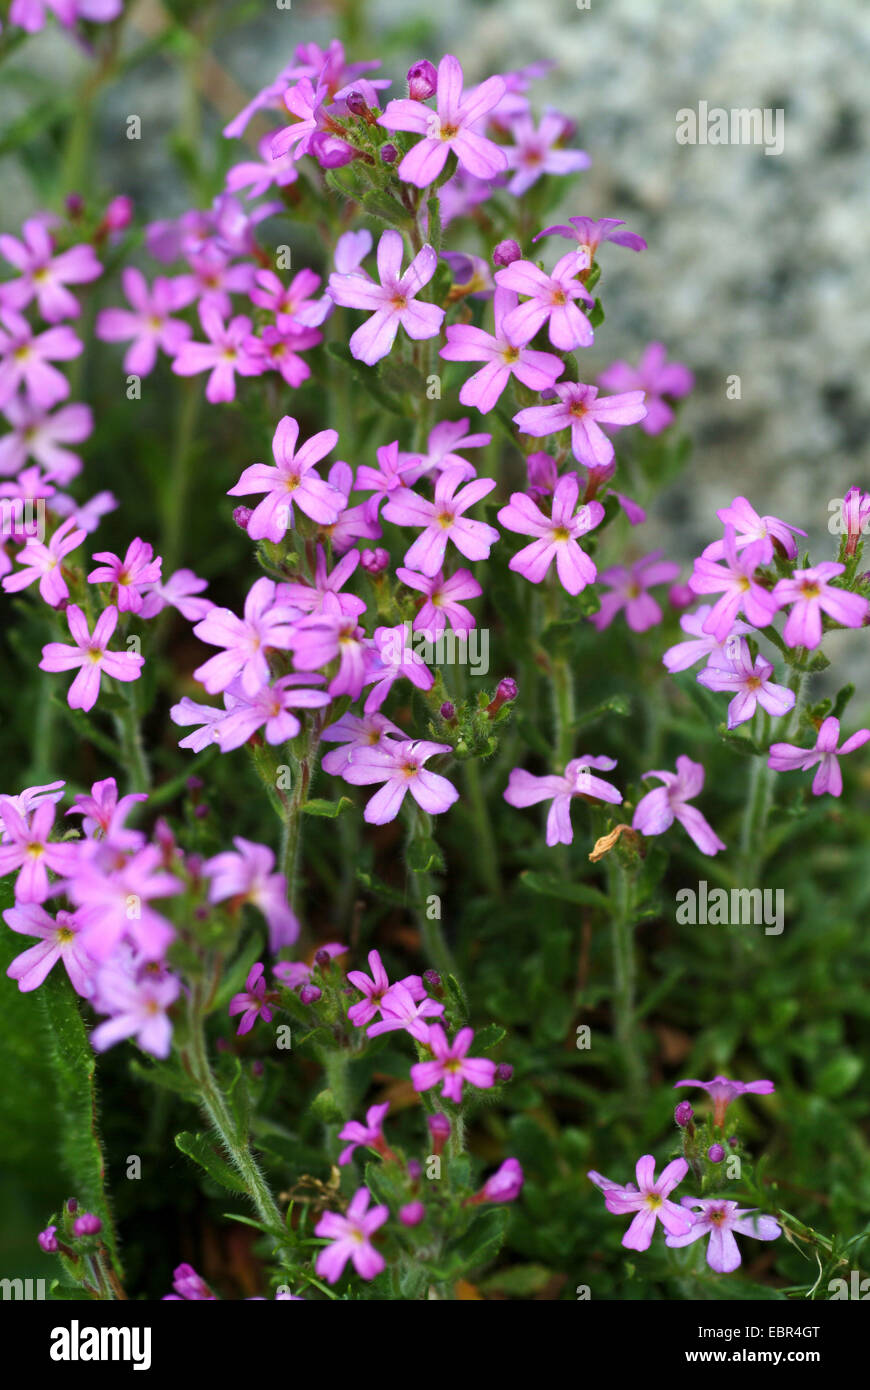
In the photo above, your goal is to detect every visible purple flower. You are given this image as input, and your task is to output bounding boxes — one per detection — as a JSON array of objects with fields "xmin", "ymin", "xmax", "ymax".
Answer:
[
  {"xmin": 366, "ymin": 981, "xmax": 445, "ymax": 1041},
  {"xmin": 163, "ymin": 1263, "xmax": 217, "ymax": 1301},
  {"xmin": 701, "ymin": 496, "xmax": 806, "ymax": 565},
  {"xmin": 382, "ymin": 465, "xmax": 499, "ymax": 576},
  {"xmin": 346, "ymin": 947, "xmax": 425, "ymax": 1027},
  {"xmin": 215, "ymin": 674, "xmax": 330, "ymax": 753},
  {"xmin": 772, "ymin": 563, "xmax": 869, "ymax": 650},
  {"xmin": 171, "ymin": 305, "xmax": 262, "ymax": 403},
  {"xmin": 399, "ymin": 1202, "xmax": 425, "ymax": 1227},
  {"xmin": 270, "ymin": 73, "xmax": 331, "ymax": 163},
  {"xmin": 589, "ymin": 1156, "xmax": 692, "ymax": 1250},
  {"xmin": 338, "ymin": 1102, "xmax": 391, "ymax": 1165},
  {"xmin": 137, "ymin": 567, "xmax": 213, "ymax": 622},
  {"xmin": 338, "ymin": 739, "xmax": 458, "ymax": 825},
  {"xmin": 0, "ymin": 796, "xmax": 80, "ymax": 902},
  {"xmin": 440, "ymin": 287, "xmax": 565, "ymax": 413},
  {"xmin": 591, "ymin": 551, "xmax": 681, "ymax": 632},
  {"xmin": 228, "ymin": 962, "xmax": 274, "ymax": 1036},
  {"xmin": 355, "ymin": 439, "xmax": 427, "ymax": 522},
  {"xmin": 662, "ymin": 605, "xmax": 752, "ymax": 673},
  {"xmin": 598, "ymin": 343, "xmax": 694, "ymax": 435},
  {"xmin": 72, "ymin": 1213, "xmax": 102, "ymax": 1237},
  {"xmin": 396, "ymin": 566, "xmax": 481, "ymax": 633},
  {"xmin": 0, "ymin": 220, "xmax": 102, "ymax": 322},
  {"xmin": 315, "ymin": 1187, "xmax": 389, "ymax": 1284},
  {"xmin": 476, "ymin": 1157, "xmax": 524, "ymax": 1203},
  {"xmin": 410, "ymin": 1024, "xmax": 497, "ymax": 1103},
  {"xmin": 250, "ymin": 267, "xmax": 330, "ymax": 331},
  {"xmin": 227, "ymin": 415, "xmax": 345, "ymax": 540},
  {"xmin": 3, "ymin": 516, "xmax": 85, "ymax": 607},
  {"xmin": 0, "ymin": 398, "xmax": 92, "ymax": 482},
  {"xmin": 688, "ymin": 527, "xmax": 779, "ymax": 642},
  {"xmin": 274, "ymin": 942, "xmax": 346, "ymax": 993},
  {"xmin": 327, "ymin": 230, "xmax": 444, "ymax": 366},
  {"xmin": 495, "ymin": 251, "xmax": 594, "ymax": 352},
  {"xmin": 225, "ymin": 133, "xmax": 299, "ymax": 199},
  {"xmin": 503, "ymin": 110, "xmax": 589, "ymax": 196},
  {"xmin": 666, "ymin": 1198, "xmax": 781, "ymax": 1272},
  {"xmin": 361, "ymin": 623, "xmax": 436, "ymax": 711},
  {"xmin": 673, "ymin": 1075, "xmax": 775, "ymax": 1128},
  {"xmin": 767, "ymin": 715, "xmax": 870, "ymax": 797},
  {"xmin": 38, "ymin": 1226, "xmax": 58, "ymax": 1253},
  {"xmin": 842, "ymin": 486, "xmax": 870, "ymax": 557},
  {"xmin": 534, "ymin": 216, "xmax": 647, "ymax": 259},
  {"xmin": 0, "ymin": 309, "xmax": 82, "ymax": 410},
  {"xmin": 65, "ymin": 776, "xmax": 146, "ymax": 851},
  {"xmin": 39, "ymin": 604, "xmax": 144, "ymax": 712},
  {"xmin": 203, "ymin": 837, "xmax": 299, "ymax": 952},
  {"xmin": 397, "ymin": 418, "xmax": 491, "ymax": 480},
  {"xmin": 278, "ymin": 546, "xmax": 365, "ymax": 620},
  {"xmin": 696, "ymin": 638, "xmax": 795, "ymax": 729},
  {"xmin": 4, "ymin": 904, "xmax": 94, "ymax": 995},
  {"xmin": 95, "ymin": 269, "xmax": 194, "ymax": 376},
  {"xmin": 513, "ymin": 381, "xmax": 647, "ymax": 469},
  {"xmin": 497, "ymin": 474, "xmax": 603, "ymax": 594},
  {"xmin": 192, "ymin": 577, "xmax": 297, "ymax": 697},
  {"xmin": 504, "ymin": 756, "xmax": 622, "ymax": 846},
  {"xmin": 320, "ymin": 712, "xmax": 406, "ymax": 778},
  {"xmin": 632, "ymin": 755, "xmax": 725, "ymax": 856},
  {"xmin": 288, "ymin": 593, "xmax": 369, "ymax": 701},
  {"xmin": 377, "ymin": 54, "xmax": 507, "ymax": 188},
  {"xmin": 67, "ymin": 847, "xmax": 181, "ymax": 962},
  {"xmin": 88, "ymin": 537, "xmax": 162, "ymax": 614}
]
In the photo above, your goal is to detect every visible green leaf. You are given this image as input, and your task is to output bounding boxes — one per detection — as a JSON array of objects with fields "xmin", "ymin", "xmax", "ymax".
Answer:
[
  {"xmin": 520, "ymin": 870, "xmax": 610, "ymax": 910},
  {"xmin": 446, "ymin": 1206, "xmax": 509, "ymax": 1275},
  {"xmin": 38, "ymin": 969, "xmax": 122, "ymax": 1276},
  {"xmin": 174, "ymin": 1131, "xmax": 250, "ymax": 1193},
  {"xmin": 815, "ymin": 1054, "xmax": 863, "ymax": 1097},
  {"xmin": 302, "ymin": 796, "xmax": 354, "ymax": 818},
  {"xmin": 480, "ymin": 1263, "xmax": 554, "ymax": 1296},
  {"xmin": 406, "ymin": 835, "xmax": 445, "ymax": 873}
]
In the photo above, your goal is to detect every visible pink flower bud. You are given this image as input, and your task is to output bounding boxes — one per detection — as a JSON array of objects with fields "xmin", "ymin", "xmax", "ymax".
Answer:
[
  {"xmin": 493, "ymin": 239, "xmax": 522, "ymax": 268},
  {"xmin": 399, "ymin": 1201, "xmax": 425, "ymax": 1227},
  {"xmin": 73, "ymin": 1213, "xmax": 102, "ymax": 1236},
  {"xmin": 38, "ymin": 1226, "xmax": 59, "ymax": 1253},
  {"xmin": 675, "ymin": 1101, "xmax": 693, "ymax": 1126},
  {"xmin": 299, "ymin": 984, "xmax": 321, "ymax": 1005},
  {"xmin": 479, "ymin": 1157, "xmax": 524, "ymax": 1203},
  {"xmin": 407, "ymin": 60, "xmax": 437, "ymax": 101},
  {"xmin": 360, "ymin": 547, "xmax": 390, "ymax": 574}
]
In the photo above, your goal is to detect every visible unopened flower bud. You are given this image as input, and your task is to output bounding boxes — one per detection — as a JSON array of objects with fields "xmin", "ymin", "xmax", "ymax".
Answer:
[
  {"xmin": 299, "ymin": 984, "xmax": 321, "ymax": 1005},
  {"xmin": 496, "ymin": 1062, "xmax": 513, "ymax": 1082},
  {"xmin": 399, "ymin": 1201, "xmax": 425, "ymax": 1227},
  {"xmin": 103, "ymin": 195, "xmax": 133, "ymax": 232},
  {"xmin": 478, "ymin": 1157, "xmax": 524, "ymax": 1204},
  {"xmin": 675, "ymin": 1101, "xmax": 694, "ymax": 1127},
  {"xmin": 668, "ymin": 583, "xmax": 694, "ymax": 610},
  {"xmin": 486, "ymin": 677, "xmax": 518, "ymax": 716},
  {"xmin": 73, "ymin": 1213, "xmax": 102, "ymax": 1236},
  {"xmin": 380, "ymin": 143, "xmax": 398, "ymax": 164},
  {"xmin": 314, "ymin": 948, "xmax": 331, "ymax": 968},
  {"xmin": 65, "ymin": 193, "xmax": 85, "ymax": 219},
  {"xmin": 233, "ymin": 505, "xmax": 252, "ymax": 531},
  {"xmin": 38, "ymin": 1226, "xmax": 59, "ymax": 1253},
  {"xmin": 423, "ymin": 969, "xmax": 441, "ymax": 989},
  {"xmin": 707, "ymin": 1143, "xmax": 725, "ymax": 1163},
  {"xmin": 407, "ymin": 60, "xmax": 437, "ymax": 101},
  {"xmin": 309, "ymin": 132, "xmax": 357, "ymax": 169},
  {"xmin": 66, "ymin": 1199, "xmax": 78, "ymax": 1214},
  {"xmin": 407, "ymin": 1159, "xmax": 422, "ymax": 1182},
  {"xmin": 345, "ymin": 90, "xmax": 368, "ymax": 118},
  {"xmin": 194, "ymin": 803, "xmax": 209, "ymax": 820},
  {"xmin": 360, "ymin": 547, "xmax": 390, "ymax": 574},
  {"xmin": 439, "ymin": 701, "xmax": 456, "ymax": 721},
  {"xmin": 493, "ymin": 239, "xmax": 521, "ymax": 268},
  {"xmin": 427, "ymin": 1112, "xmax": 450, "ymax": 1156}
]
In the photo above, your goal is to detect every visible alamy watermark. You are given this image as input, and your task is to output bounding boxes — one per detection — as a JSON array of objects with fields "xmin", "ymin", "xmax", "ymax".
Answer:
[
  {"xmin": 676, "ymin": 881, "xmax": 784, "ymax": 935},
  {"xmin": 676, "ymin": 102, "xmax": 785, "ymax": 156},
  {"xmin": 381, "ymin": 619, "xmax": 490, "ymax": 677}
]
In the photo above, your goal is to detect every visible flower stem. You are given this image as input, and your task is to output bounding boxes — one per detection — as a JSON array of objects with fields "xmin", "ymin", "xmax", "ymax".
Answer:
[
  {"xmin": 113, "ymin": 681, "xmax": 150, "ymax": 793},
  {"xmin": 607, "ymin": 860, "xmax": 643, "ymax": 1103}
]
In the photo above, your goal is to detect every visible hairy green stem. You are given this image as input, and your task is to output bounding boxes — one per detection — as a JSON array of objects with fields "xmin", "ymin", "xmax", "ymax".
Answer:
[{"xmin": 607, "ymin": 860, "xmax": 643, "ymax": 1102}]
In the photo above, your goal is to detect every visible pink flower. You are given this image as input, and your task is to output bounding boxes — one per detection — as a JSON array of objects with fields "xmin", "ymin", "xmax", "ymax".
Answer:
[
  {"xmin": 474, "ymin": 1158, "xmax": 525, "ymax": 1204},
  {"xmin": 589, "ymin": 1156, "xmax": 692, "ymax": 1250},
  {"xmin": 0, "ymin": 796, "xmax": 80, "ymax": 902},
  {"xmin": 273, "ymin": 942, "xmax": 346, "ymax": 992},
  {"xmin": 278, "ymin": 545, "xmax": 365, "ymax": 620},
  {"xmin": 534, "ymin": 216, "xmax": 647, "ymax": 258},
  {"xmin": 702, "ymin": 496, "xmax": 806, "ymax": 565},
  {"xmin": 377, "ymin": 54, "xmax": 507, "ymax": 188},
  {"xmin": 396, "ymin": 566, "xmax": 481, "ymax": 633},
  {"xmin": 396, "ymin": 418, "xmax": 491, "ymax": 480},
  {"xmin": 227, "ymin": 415, "xmax": 345, "ymax": 540},
  {"xmin": 137, "ymin": 567, "xmax": 212, "ymax": 622},
  {"xmin": 68, "ymin": 847, "xmax": 181, "ymax": 962},
  {"xmin": 192, "ymin": 576, "xmax": 298, "ymax": 696},
  {"xmin": 338, "ymin": 738, "xmax": 457, "ymax": 824},
  {"xmin": 842, "ymin": 486, "xmax": 870, "ymax": 557},
  {"xmin": 0, "ymin": 398, "xmax": 91, "ymax": 482},
  {"xmin": 410, "ymin": 1024, "xmax": 497, "ymax": 1103},
  {"xmin": 39, "ymin": 604, "xmax": 144, "ymax": 712},
  {"xmin": 250, "ymin": 267, "xmax": 330, "ymax": 330},
  {"xmin": 314, "ymin": 1187, "xmax": 389, "ymax": 1284},
  {"xmin": 382, "ymin": 465, "xmax": 499, "ymax": 577},
  {"xmin": 320, "ymin": 713, "xmax": 406, "ymax": 778},
  {"xmin": 0, "ymin": 309, "xmax": 82, "ymax": 410},
  {"xmin": 228, "ymin": 962, "xmax": 274, "ymax": 1036},
  {"xmin": 327, "ymin": 230, "xmax": 444, "ymax": 366},
  {"xmin": 270, "ymin": 73, "xmax": 331, "ymax": 162},
  {"xmin": 338, "ymin": 1102, "xmax": 392, "ymax": 1165},
  {"xmin": 366, "ymin": 981, "xmax": 444, "ymax": 1042},
  {"xmin": 673, "ymin": 1075, "xmax": 775, "ymax": 1127},
  {"xmin": 162, "ymin": 1263, "xmax": 217, "ymax": 1301},
  {"xmin": 632, "ymin": 755, "xmax": 725, "ymax": 856},
  {"xmin": 767, "ymin": 715, "xmax": 870, "ymax": 797},
  {"xmin": 90, "ymin": 959, "xmax": 180, "ymax": 1059},
  {"xmin": 3, "ymin": 515, "xmax": 85, "ymax": 606},
  {"xmin": 497, "ymin": 474, "xmax": 604, "ymax": 594},
  {"xmin": 177, "ymin": 246, "xmax": 256, "ymax": 318},
  {"xmin": 65, "ymin": 776, "xmax": 146, "ymax": 851},
  {"xmin": 504, "ymin": 756, "xmax": 622, "ymax": 846},
  {"xmin": 591, "ymin": 551, "xmax": 681, "ymax": 632},
  {"xmin": 0, "ymin": 220, "xmax": 102, "ymax": 322},
  {"xmin": 513, "ymin": 382, "xmax": 647, "ymax": 469},
  {"xmin": 171, "ymin": 305, "xmax": 262, "ymax": 403},
  {"xmin": 88, "ymin": 537, "xmax": 162, "ymax": 614},
  {"xmin": 665, "ymin": 1199, "xmax": 781, "ymax": 1272},
  {"xmin": 4, "ymin": 903, "xmax": 94, "ymax": 995},
  {"xmin": 495, "ymin": 251, "xmax": 594, "ymax": 351},
  {"xmin": 772, "ymin": 562, "xmax": 869, "ymax": 650},
  {"xmin": 346, "ymin": 947, "xmax": 424, "ymax": 1027},
  {"xmin": 95, "ymin": 269, "xmax": 194, "ymax": 376},
  {"xmin": 355, "ymin": 439, "xmax": 427, "ymax": 522},
  {"xmin": 688, "ymin": 527, "xmax": 779, "ymax": 642},
  {"xmin": 598, "ymin": 342, "xmax": 693, "ymax": 434},
  {"xmin": 440, "ymin": 287, "xmax": 565, "ymax": 413},
  {"xmin": 503, "ymin": 110, "xmax": 589, "ymax": 195},
  {"xmin": 225, "ymin": 133, "xmax": 299, "ymax": 199},
  {"xmin": 696, "ymin": 638, "xmax": 795, "ymax": 729},
  {"xmin": 661, "ymin": 606, "xmax": 752, "ymax": 673},
  {"xmin": 362, "ymin": 623, "xmax": 435, "ymax": 712},
  {"xmin": 214, "ymin": 674, "xmax": 329, "ymax": 752},
  {"xmin": 203, "ymin": 837, "xmax": 299, "ymax": 952},
  {"xmin": 244, "ymin": 324, "xmax": 321, "ymax": 387},
  {"xmin": 288, "ymin": 593, "xmax": 369, "ymax": 700}
]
